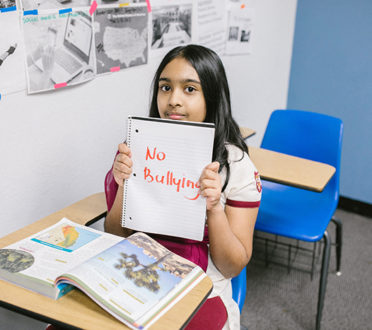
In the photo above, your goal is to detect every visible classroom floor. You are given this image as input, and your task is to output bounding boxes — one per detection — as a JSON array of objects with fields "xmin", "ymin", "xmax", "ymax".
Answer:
[
  {"xmin": 241, "ymin": 208, "xmax": 372, "ymax": 330},
  {"xmin": 1, "ymin": 209, "xmax": 371, "ymax": 330}
]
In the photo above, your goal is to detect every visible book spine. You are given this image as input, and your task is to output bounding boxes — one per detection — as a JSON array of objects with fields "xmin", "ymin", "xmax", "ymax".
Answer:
[{"xmin": 121, "ymin": 117, "xmax": 132, "ymax": 227}]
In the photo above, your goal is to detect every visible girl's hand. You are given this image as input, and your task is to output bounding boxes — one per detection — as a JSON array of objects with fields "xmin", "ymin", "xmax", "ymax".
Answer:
[
  {"xmin": 199, "ymin": 162, "xmax": 222, "ymax": 211},
  {"xmin": 113, "ymin": 143, "xmax": 133, "ymax": 186}
]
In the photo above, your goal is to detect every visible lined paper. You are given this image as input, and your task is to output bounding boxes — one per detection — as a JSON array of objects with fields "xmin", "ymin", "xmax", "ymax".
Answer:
[{"xmin": 122, "ymin": 116, "xmax": 215, "ymax": 241}]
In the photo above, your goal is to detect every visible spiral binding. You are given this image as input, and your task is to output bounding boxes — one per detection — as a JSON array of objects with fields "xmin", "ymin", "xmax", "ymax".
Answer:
[{"xmin": 121, "ymin": 117, "xmax": 132, "ymax": 227}]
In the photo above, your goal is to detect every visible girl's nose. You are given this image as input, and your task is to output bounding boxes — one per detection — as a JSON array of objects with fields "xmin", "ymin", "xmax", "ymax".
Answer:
[{"xmin": 168, "ymin": 89, "xmax": 182, "ymax": 107}]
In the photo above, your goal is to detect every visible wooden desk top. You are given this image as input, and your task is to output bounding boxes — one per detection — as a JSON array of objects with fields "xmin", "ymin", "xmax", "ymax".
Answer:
[
  {"xmin": 239, "ymin": 127, "xmax": 256, "ymax": 139},
  {"xmin": 238, "ymin": 125, "xmax": 335, "ymax": 192},
  {"xmin": 0, "ymin": 193, "xmax": 213, "ymax": 329},
  {"xmin": 248, "ymin": 146, "xmax": 336, "ymax": 192}
]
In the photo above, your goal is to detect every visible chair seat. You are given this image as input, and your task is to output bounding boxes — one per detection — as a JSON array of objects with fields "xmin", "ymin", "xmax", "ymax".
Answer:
[{"xmin": 255, "ymin": 180, "xmax": 338, "ymax": 242}]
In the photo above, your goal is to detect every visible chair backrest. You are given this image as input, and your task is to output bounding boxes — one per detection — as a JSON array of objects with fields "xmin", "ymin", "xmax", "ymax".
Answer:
[
  {"xmin": 261, "ymin": 109, "xmax": 343, "ymax": 199},
  {"xmin": 231, "ymin": 266, "xmax": 247, "ymax": 313}
]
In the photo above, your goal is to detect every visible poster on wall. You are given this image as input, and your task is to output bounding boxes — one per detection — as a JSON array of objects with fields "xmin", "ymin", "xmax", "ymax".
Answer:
[
  {"xmin": 0, "ymin": 11, "xmax": 26, "ymax": 95},
  {"xmin": 225, "ymin": 4, "xmax": 254, "ymax": 55},
  {"xmin": 20, "ymin": 0, "xmax": 89, "ymax": 11},
  {"xmin": 94, "ymin": 0, "xmax": 147, "ymax": 6},
  {"xmin": 94, "ymin": 4, "xmax": 148, "ymax": 75},
  {"xmin": 22, "ymin": 9, "xmax": 96, "ymax": 94},
  {"xmin": 197, "ymin": 0, "xmax": 227, "ymax": 55},
  {"xmin": 0, "ymin": 0, "xmax": 16, "ymax": 11},
  {"xmin": 150, "ymin": 0, "xmax": 193, "ymax": 57}
]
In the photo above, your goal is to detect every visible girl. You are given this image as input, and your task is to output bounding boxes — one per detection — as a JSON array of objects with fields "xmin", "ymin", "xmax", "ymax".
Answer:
[{"xmin": 104, "ymin": 44, "xmax": 261, "ymax": 329}]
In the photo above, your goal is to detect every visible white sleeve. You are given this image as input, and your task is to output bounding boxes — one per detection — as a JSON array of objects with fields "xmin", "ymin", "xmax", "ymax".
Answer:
[{"xmin": 224, "ymin": 148, "xmax": 262, "ymax": 208}]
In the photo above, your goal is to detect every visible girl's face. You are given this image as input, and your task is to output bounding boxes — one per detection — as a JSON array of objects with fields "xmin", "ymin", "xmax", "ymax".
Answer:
[{"xmin": 157, "ymin": 57, "xmax": 207, "ymax": 122}]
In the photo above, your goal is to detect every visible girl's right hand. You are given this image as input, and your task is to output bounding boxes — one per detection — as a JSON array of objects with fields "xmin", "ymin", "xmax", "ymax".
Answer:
[{"xmin": 113, "ymin": 143, "xmax": 133, "ymax": 186}]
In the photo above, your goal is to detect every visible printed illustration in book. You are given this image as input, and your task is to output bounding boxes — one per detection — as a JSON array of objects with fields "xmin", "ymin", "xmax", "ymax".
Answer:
[
  {"xmin": 0, "ymin": 218, "xmax": 115, "ymax": 298},
  {"xmin": 56, "ymin": 231, "xmax": 201, "ymax": 327},
  {"xmin": 0, "ymin": 218, "xmax": 206, "ymax": 329}
]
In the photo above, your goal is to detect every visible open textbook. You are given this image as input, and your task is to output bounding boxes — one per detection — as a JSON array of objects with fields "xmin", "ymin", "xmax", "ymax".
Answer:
[
  {"xmin": 122, "ymin": 116, "xmax": 215, "ymax": 241},
  {"xmin": 0, "ymin": 218, "xmax": 207, "ymax": 329}
]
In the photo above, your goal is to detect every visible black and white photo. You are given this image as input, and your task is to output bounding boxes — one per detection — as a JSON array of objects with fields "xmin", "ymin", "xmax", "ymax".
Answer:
[
  {"xmin": 94, "ymin": 4, "xmax": 148, "ymax": 75},
  {"xmin": 23, "ymin": 10, "xmax": 95, "ymax": 93},
  {"xmin": 94, "ymin": 0, "xmax": 146, "ymax": 7},
  {"xmin": 21, "ymin": 0, "xmax": 90, "ymax": 11},
  {"xmin": 151, "ymin": 3, "xmax": 192, "ymax": 50},
  {"xmin": 0, "ymin": 0, "xmax": 16, "ymax": 9}
]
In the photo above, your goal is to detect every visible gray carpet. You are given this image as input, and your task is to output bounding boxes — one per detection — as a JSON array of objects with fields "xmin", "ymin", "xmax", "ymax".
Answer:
[{"xmin": 241, "ymin": 209, "xmax": 372, "ymax": 330}]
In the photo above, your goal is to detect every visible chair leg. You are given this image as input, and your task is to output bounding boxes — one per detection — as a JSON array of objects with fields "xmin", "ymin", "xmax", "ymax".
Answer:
[
  {"xmin": 265, "ymin": 238, "xmax": 269, "ymax": 267},
  {"xmin": 316, "ymin": 231, "xmax": 331, "ymax": 330},
  {"xmin": 331, "ymin": 217, "xmax": 343, "ymax": 275},
  {"xmin": 311, "ymin": 242, "xmax": 316, "ymax": 281}
]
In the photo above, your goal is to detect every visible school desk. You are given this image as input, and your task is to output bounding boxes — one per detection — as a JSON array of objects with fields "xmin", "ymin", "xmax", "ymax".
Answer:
[
  {"xmin": 248, "ymin": 146, "xmax": 335, "ymax": 192},
  {"xmin": 239, "ymin": 126, "xmax": 334, "ymax": 192},
  {"xmin": 239, "ymin": 126, "xmax": 256, "ymax": 139},
  {"xmin": 0, "ymin": 193, "xmax": 213, "ymax": 330}
]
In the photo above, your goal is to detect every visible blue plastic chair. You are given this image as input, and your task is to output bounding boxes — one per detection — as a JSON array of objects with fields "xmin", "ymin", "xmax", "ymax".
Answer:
[
  {"xmin": 255, "ymin": 109, "xmax": 343, "ymax": 330},
  {"xmin": 231, "ymin": 266, "xmax": 247, "ymax": 313}
]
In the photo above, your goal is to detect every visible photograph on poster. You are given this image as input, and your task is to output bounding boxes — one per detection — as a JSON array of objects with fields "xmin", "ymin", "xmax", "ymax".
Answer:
[
  {"xmin": 20, "ymin": 0, "xmax": 89, "ymax": 11},
  {"xmin": 94, "ymin": 0, "xmax": 146, "ymax": 6},
  {"xmin": 94, "ymin": 5, "xmax": 148, "ymax": 75},
  {"xmin": 0, "ymin": 11, "xmax": 26, "ymax": 95},
  {"xmin": 0, "ymin": 0, "xmax": 16, "ymax": 9},
  {"xmin": 225, "ymin": 6, "xmax": 254, "ymax": 55},
  {"xmin": 241, "ymin": 29, "xmax": 250, "ymax": 42},
  {"xmin": 151, "ymin": 3, "xmax": 192, "ymax": 50},
  {"xmin": 228, "ymin": 26, "xmax": 239, "ymax": 41},
  {"xmin": 23, "ymin": 10, "xmax": 95, "ymax": 94}
]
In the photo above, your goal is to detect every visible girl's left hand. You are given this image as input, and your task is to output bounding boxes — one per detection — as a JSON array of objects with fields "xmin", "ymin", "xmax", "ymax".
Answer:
[{"xmin": 199, "ymin": 162, "xmax": 222, "ymax": 211}]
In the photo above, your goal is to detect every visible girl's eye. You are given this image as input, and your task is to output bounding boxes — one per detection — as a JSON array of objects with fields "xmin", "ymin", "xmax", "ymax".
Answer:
[
  {"xmin": 185, "ymin": 86, "xmax": 196, "ymax": 93},
  {"xmin": 159, "ymin": 85, "xmax": 171, "ymax": 92}
]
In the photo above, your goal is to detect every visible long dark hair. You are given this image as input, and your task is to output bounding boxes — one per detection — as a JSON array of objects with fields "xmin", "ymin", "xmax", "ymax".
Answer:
[{"xmin": 149, "ymin": 44, "xmax": 248, "ymax": 191}]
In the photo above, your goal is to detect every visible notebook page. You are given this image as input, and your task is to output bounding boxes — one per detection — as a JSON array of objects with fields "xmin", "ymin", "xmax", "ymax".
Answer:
[{"xmin": 122, "ymin": 117, "xmax": 215, "ymax": 241}]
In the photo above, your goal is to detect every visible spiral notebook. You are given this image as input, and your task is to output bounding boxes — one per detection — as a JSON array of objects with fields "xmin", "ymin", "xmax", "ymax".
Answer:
[{"xmin": 121, "ymin": 116, "xmax": 215, "ymax": 241}]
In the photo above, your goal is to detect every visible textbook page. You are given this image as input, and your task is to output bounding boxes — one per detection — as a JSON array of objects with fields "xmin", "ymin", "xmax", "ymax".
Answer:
[
  {"xmin": 0, "ymin": 218, "xmax": 122, "ymax": 298},
  {"xmin": 122, "ymin": 116, "xmax": 215, "ymax": 241},
  {"xmin": 56, "ymin": 232, "xmax": 205, "ymax": 329}
]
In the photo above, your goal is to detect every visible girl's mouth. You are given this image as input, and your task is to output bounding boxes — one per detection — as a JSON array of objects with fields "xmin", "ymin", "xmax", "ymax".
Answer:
[{"xmin": 167, "ymin": 112, "xmax": 186, "ymax": 120}]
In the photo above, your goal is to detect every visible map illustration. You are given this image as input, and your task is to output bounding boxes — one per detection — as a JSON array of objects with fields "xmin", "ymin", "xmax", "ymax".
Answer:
[
  {"xmin": 0, "ymin": 249, "xmax": 34, "ymax": 273},
  {"xmin": 94, "ymin": 5, "xmax": 148, "ymax": 74},
  {"xmin": 31, "ymin": 224, "xmax": 101, "ymax": 252}
]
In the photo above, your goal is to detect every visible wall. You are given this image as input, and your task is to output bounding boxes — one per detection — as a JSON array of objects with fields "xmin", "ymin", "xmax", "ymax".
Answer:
[
  {"xmin": 287, "ymin": 0, "xmax": 372, "ymax": 204},
  {"xmin": 0, "ymin": 0, "xmax": 298, "ymax": 240}
]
